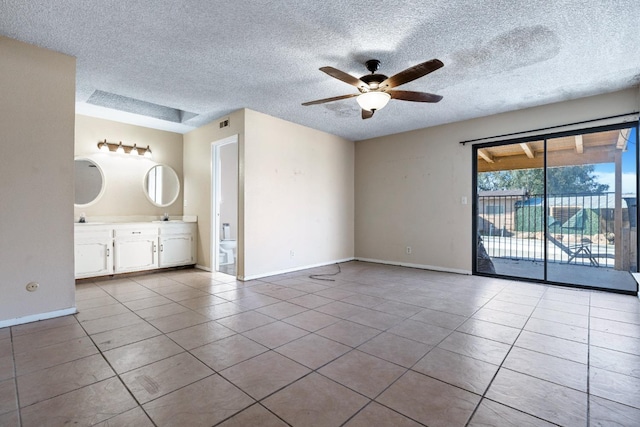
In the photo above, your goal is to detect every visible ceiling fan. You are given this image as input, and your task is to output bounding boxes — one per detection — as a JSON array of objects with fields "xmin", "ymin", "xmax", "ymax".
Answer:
[{"xmin": 302, "ymin": 59, "xmax": 444, "ymax": 119}]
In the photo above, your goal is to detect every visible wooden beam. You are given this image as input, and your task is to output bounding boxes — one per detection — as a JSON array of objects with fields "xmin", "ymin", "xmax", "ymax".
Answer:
[
  {"xmin": 477, "ymin": 146, "xmax": 616, "ymax": 172},
  {"xmin": 520, "ymin": 142, "xmax": 534, "ymax": 159},
  {"xmin": 617, "ymin": 128, "xmax": 630, "ymax": 150},
  {"xmin": 477, "ymin": 149, "xmax": 494, "ymax": 163},
  {"xmin": 575, "ymin": 135, "xmax": 583, "ymax": 154}
]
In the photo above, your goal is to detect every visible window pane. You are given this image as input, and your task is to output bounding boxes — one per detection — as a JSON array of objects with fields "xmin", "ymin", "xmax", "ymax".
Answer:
[
  {"xmin": 476, "ymin": 140, "xmax": 544, "ymax": 280},
  {"xmin": 546, "ymin": 128, "xmax": 637, "ymax": 292}
]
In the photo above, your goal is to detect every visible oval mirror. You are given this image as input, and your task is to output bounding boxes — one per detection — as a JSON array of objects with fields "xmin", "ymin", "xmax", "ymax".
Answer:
[
  {"xmin": 74, "ymin": 158, "xmax": 105, "ymax": 206},
  {"xmin": 144, "ymin": 164, "xmax": 180, "ymax": 207}
]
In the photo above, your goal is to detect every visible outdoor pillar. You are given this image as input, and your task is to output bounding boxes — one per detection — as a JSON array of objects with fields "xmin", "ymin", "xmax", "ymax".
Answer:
[{"xmin": 614, "ymin": 149, "xmax": 623, "ymax": 270}]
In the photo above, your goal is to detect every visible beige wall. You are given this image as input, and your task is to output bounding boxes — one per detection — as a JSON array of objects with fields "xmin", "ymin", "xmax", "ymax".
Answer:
[
  {"xmin": 183, "ymin": 111, "xmax": 245, "ymax": 270},
  {"xmin": 183, "ymin": 109, "xmax": 355, "ymax": 279},
  {"xmin": 243, "ymin": 109, "xmax": 354, "ymax": 279},
  {"xmin": 74, "ymin": 115, "xmax": 184, "ymax": 218},
  {"xmin": 0, "ymin": 37, "xmax": 76, "ymax": 325},
  {"xmin": 355, "ymin": 88, "xmax": 640, "ymax": 273}
]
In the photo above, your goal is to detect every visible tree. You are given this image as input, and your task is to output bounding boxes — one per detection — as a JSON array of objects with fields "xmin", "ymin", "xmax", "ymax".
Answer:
[
  {"xmin": 547, "ymin": 165, "xmax": 609, "ymax": 195},
  {"xmin": 478, "ymin": 165, "xmax": 609, "ymax": 195}
]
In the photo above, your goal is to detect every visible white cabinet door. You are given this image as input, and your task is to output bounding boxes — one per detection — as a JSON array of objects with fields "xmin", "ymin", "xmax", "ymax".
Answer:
[
  {"xmin": 159, "ymin": 234, "xmax": 194, "ymax": 267},
  {"xmin": 114, "ymin": 237, "xmax": 158, "ymax": 273},
  {"xmin": 75, "ymin": 223, "xmax": 196, "ymax": 278},
  {"xmin": 75, "ymin": 238, "xmax": 113, "ymax": 278}
]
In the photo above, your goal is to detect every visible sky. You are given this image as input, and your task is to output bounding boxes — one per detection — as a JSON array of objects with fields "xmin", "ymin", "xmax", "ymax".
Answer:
[{"xmin": 593, "ymin": 127, "xmax": 637, "ymax": 195}]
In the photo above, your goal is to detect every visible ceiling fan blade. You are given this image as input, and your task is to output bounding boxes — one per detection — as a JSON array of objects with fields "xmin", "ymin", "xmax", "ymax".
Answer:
[
  {"xmin": 302, "ymin": 93, "xmax": 358, "ymax": 106},
  {"xmin": 320, "ymin": 67, "xmax": 368, "ymax": 89},
  {"xmin": 362, "ymin": 109, "xmax": 374, "ymax": 120},
  {"xmin": 389, "ymin": 90, "xmax": 443, "ymax": 103},
  {"xmin": 380, "ymin": 59, "xmax": 444, "ymax": 89}
]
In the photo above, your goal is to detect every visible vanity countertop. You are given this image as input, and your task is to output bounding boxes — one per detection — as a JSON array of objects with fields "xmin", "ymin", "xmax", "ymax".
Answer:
[{"xmin": 75, "ymin": 215, "xmax": 197, "ymax": 225}]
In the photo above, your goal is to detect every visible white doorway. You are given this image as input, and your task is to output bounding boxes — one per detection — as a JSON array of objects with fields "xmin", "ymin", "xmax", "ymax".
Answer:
[{"xmin": 211, "ymin": 135, "xmax": 238, "ymax": 275}]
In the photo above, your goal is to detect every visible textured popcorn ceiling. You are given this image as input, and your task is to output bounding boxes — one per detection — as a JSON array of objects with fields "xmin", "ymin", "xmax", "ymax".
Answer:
[{"xmin": 1, "ymin": 1, "xmax": 639, "ymax": 140}]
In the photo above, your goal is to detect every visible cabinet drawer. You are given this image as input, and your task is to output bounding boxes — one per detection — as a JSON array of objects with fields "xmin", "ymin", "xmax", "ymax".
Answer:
[
  {"xmin": 114, "ymin": 227, "xmax": 158, "ymax": 237},
  {"xmin": 74, "ymin": 225, "xmax": 113, "ymax": 239},
  {"xmin": 158, "ymin": 223, "xmax": 196, "ymax": 235}
]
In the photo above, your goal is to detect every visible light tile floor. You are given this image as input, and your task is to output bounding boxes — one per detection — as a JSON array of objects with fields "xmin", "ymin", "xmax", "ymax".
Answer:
[{"xmin": 1, "ymin": 261, "xmax": 639, "ymax": 426}]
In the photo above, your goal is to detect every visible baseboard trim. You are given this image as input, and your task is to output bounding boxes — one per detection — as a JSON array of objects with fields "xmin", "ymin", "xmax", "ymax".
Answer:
[
  {"xmin": 355, "ymin": 257, "xmax": 472, "ymax": 276},
  {"xmin": 195, "ymin": 264, "xmax": 212, "ymax": 272},
  {"xmin": 240, "ymin": 257, "xmax": 355, "ymax": 281},
  {"xmin": 0, "ymin": 307, "xmax": 77, "ymax": 329}
]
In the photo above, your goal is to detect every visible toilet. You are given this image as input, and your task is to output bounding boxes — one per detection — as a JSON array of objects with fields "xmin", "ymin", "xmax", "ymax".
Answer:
[{"xmin": 219, "ymin": 223, "xmax": 236, "ymax": 265}]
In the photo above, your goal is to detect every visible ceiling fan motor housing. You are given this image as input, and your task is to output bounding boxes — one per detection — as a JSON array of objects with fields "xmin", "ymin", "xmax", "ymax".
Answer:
[
  {"xmin": 365, "ymin": 59, "xmax": 381, "ymax": 73},
  {"xmin": 360, "ymin": 60, "xmax": 387, "ymax": 91},
  {"xmin": 360, "ymin": 74, "xmax": 388, "ymax": 91}
]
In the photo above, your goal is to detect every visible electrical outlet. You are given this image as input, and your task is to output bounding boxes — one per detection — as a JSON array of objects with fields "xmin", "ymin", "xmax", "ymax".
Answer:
[
  {"xmin": 406, "ymin": 246, "xmax": 412, "ymax": 254},
  {"xmin": 26, "ymin": 282, "xmax": 39, "ymax": 292},
  {"xmin": 290, "ymin": 250, "xmax": 295, "ymax": 257},
  {"xmin": 461, "ymin": 196, "xmax": 468, "ymax": 205}
]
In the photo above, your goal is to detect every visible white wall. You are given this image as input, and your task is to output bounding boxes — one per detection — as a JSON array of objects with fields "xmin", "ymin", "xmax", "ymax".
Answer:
[
  {"xmin": 355, "ymin": 88, "xmax": 640, "ymax": 273},
  {"xmin": 74, "ymin": 115, "xmax": 184, "ymax": 219},
  {"xmin": 243, "ymin": 109, "xmax": 354, "ymax": 279},
  {"xmin": 0, "ymin": 36, "xmax": 76, "ymax": 326}
]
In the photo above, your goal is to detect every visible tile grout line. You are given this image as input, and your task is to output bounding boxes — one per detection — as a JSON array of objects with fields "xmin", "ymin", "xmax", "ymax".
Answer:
[
  {"xmin": 9, "ymin": 266, "xmax": 637, "ymax": 425},
  {"xmin": 8, "ymin": 327, "xmax": 23, "ymax": 427},
  {"xmin": 339, "ymin": 280, "xmax": 519, "ymax": 426},
  {"xmin": 15, "ymin": 286, "xmax": 299, "ymax": 426},
  {"xmin": 73, "ymin": 285, "xmax": 162, "ymax": 427},
  {"xmin": 13, "ymin": 273, "xmax": 337, "ymax": 425},
  {"xmin": 187, "ymin": 290, "xmax": 364, "ymax": 426},
  {"xmin": 461, "ymin": 287, "xmax": 530, "ymax": 426},
  {"xmin": 343, "ymin": 278, "xmax": 520, "ymax": 425},
  {"xmin": 211, "ymin": 402, "xmax": 293, "ymax": 427},
  {"xmin": 86, "ymin": 273, "xmax": 266, "ymax": 424},
  {"xmin": 136, "ymin": 274, "xmax": 374, "ymax": 426},
  {"xmin": 85, "ymin": 274, "xmax": 272, "ymax": 421},
  {"xmin": 79, "ymin": 273, "xmax": 248, "ymax": 424},
  {"xmin": 206, "ymin": 278, "xmax": 426, "ymax": 426},
  {"xmin": 463, "ymin": 283, "xmax": 562, "ymax": 426},
  {"xmin": 334, "ymin": 282, "xmax": 512, "ymax": 426}
]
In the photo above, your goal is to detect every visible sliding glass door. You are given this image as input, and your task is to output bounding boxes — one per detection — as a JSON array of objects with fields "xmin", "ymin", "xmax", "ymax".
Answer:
[
  {"xmin": 476, "ymin": 140, "xmax": 544, "ymax": 281},
  {"xmin": 475, "ymin": 124, "xmax": 638, "ymax": 293}
]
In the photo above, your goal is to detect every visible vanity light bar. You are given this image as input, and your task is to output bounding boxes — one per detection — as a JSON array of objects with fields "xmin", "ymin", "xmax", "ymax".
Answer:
[{"xmin": 97, "ymin": 139, "xmax": 152, "ymax": 158}]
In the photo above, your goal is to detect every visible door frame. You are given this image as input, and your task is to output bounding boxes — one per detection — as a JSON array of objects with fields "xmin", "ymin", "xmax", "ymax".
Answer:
[
  {"xmin": 211, "ymin": 134, "xmax": 239, "ymax": 273},
  {"xmin": 472, "ymin": 122, "xmax": 639, "ymax": 294}
]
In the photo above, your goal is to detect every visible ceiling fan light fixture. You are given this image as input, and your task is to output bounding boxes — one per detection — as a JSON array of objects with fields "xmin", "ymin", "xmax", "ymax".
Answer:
[{"xmin": 357, "ymin": 91, "xmax": 391, "ymax": 112}]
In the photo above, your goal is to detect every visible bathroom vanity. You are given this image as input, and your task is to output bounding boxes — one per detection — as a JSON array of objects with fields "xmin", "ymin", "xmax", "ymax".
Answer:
[{"xmin": 75, "ymin": 221, "xmax": 197, "ymax": 279}]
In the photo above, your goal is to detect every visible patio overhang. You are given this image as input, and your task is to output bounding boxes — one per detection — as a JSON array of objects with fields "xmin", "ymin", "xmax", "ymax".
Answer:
[{"xmin": 477, "ymin": 129, "xmax": 630, "ymax": 173}]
